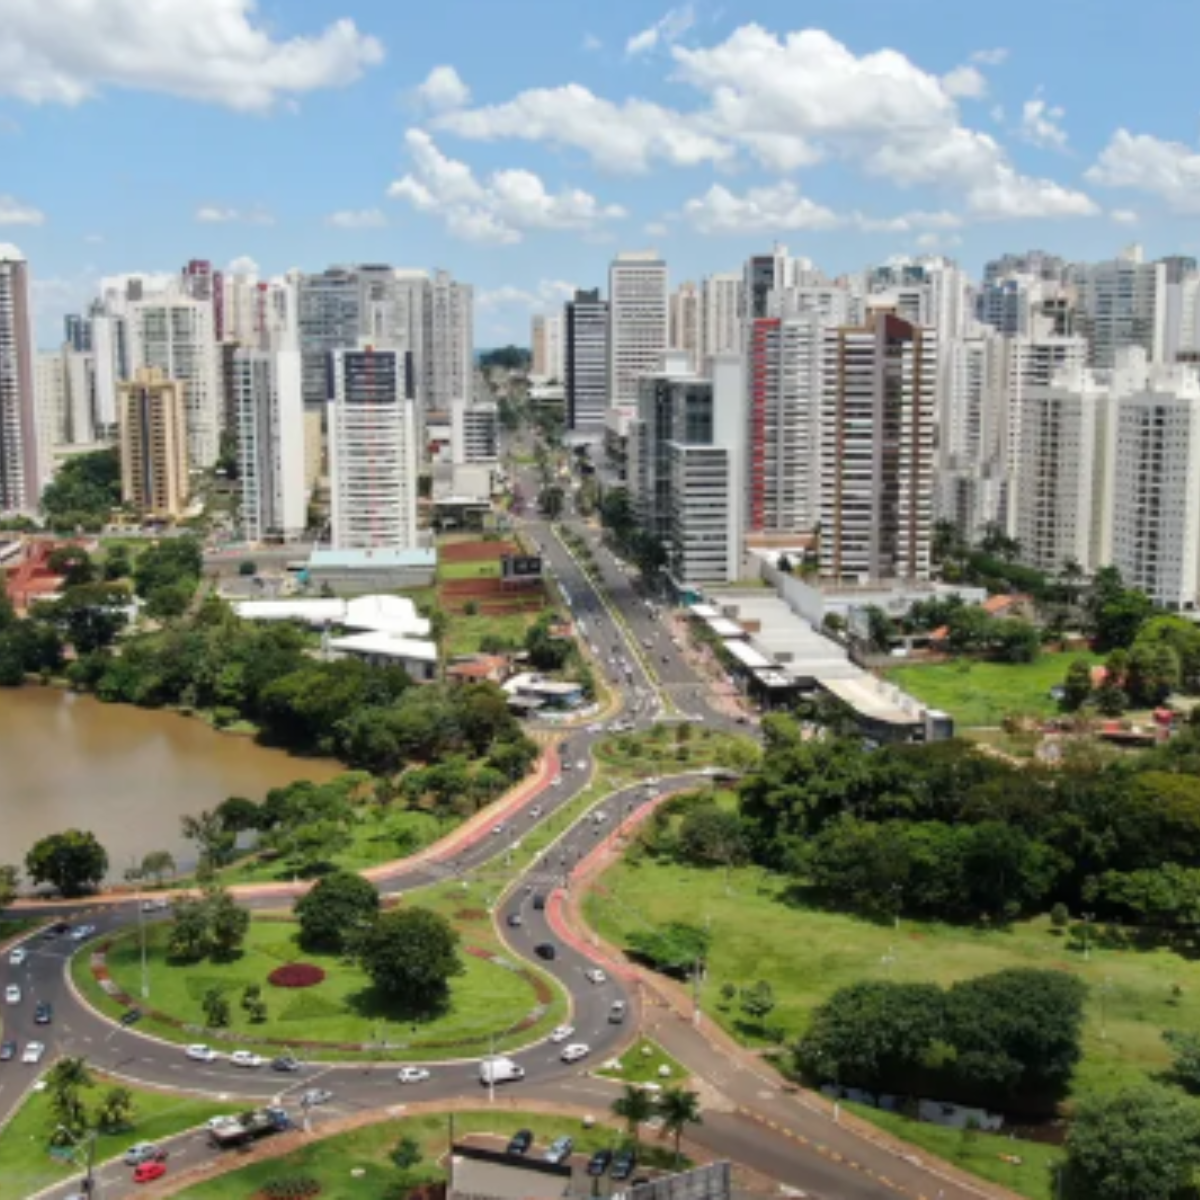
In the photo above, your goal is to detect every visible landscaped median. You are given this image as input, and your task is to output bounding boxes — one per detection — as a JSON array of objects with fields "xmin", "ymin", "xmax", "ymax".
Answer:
[{"xmin": 70, "ymin": 914, "xmax": 566, "ymax": 1064}]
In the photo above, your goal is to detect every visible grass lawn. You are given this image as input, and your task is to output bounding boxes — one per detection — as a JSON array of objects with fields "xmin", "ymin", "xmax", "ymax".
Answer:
[
  {"xmin": 174, "ymin": 1110, "xmax": 682, "ymax": 1199},
  {"xmin": 846, "ymin": 1104, "xmax": 1062, "ymax": 1200},
  {"xmin": 593, "ymin": 726, "xmax": 760, "ymax": 775},
  {"xmin": 0, "ymin": 1073, "xmax": 230, "ymax": 1200},
  {"xmin": 75, "ymin": 917, "xmax": 563, "ymax": 1062},
  {"xmin": 444, "ymin": 611, "xmax": 543, "ymax": 656},
  {"xmin": 886, "ymin": 652, "xmax": 1102, "ymax": 727},
  {"xmin": 439, "ymin": 559, "xmax": 502, "ymax": 581},
  {"xmin": 209, "ymin": 809, "xmax": 451, "ymax": 886},
  {"xmin": 584, "ymin": 858, "xmax": 1200, "ymax": 1099},
  {"xmin": 595, "ymin": 1038, "xmax": 688, "ymax": 1086},
  {"xmin": 0, "ymin": 918, "xmax": 38, "ymax": 945}
]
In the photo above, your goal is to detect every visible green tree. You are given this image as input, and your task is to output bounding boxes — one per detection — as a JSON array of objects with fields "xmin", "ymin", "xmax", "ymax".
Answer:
[
  {"xmin": 206, "ymin": 888, "xmax": 250, "ymax": 960},
  {"xmin": 626, "ymin": 922, "xmax": 712, "ymax": 974},
  {"xmin": 740, "ymin": 980, "xmax": 777, "ymax": 1024},
  {"xmin": 539, "ymin": 485, "xmax": 565, "ymax": 518},
  {"xmin": 992, "ymin": 618, "xmax": 1041, "ymax": 664},
  {"xmin": 40, "ymin": 448, "xmax": 120, "ymax": 527},
  {"xmin": 1062, "ymin": 658, "xmax": 1094, "ymax": 711},
  {"xmin": 1164, "ymin": 1029, "xmax": 1200, "ymax": 1092},
  {"xmin": 295, "ymin": 871, "xmax": 380, "ymax": 954},
  {"xmin": 103, "ymin": 544, "xmax": 133, "ymax": 581},
  {"xmin": 1063, "ymin": 1084, "xmax": 1200, "ymax": 1199},
  {"xmin": 140, "ymin": 849, "xmax": 175, "ymax": 884},
  {"xmin": 145, "ymin": 581, "xmax": 194, "ymax": 620},
  {"xmin": 214, "ymin": 796, "xmax": 260, "ymax": 833},
  {"xmin": 94, "ymin": 1085, "xmax": 136, "ymax": 1133},
  {"xmin": 133, "ymin": 537, "xmax": 203, "ymax": 598},
  {"xmin": 45, "ymin": 1056, "xmax": 94, "ymax": 1138},
  {"xmin": 202, "ymin": 986, "xmax": 231, "ymax": 1028},
  {"xmin": 656, "ymin": 1087, "xmax": 703, "ymax": 1166},
  {"xmin": 611, "ymin": 1084, "xmax": 656, "ymax": 1148},
  {"xmin": 354, "ymin": 907, "xmax": 464, "ymax": 1014},
  {"xmin": 40, "ymin": 582, "xmax": 130, "ymax": 653},
  {"xmin": 677, "ymin": 804, "xmax": 749, "ymax": 869},
  {"xmin": 168, "ymin": 896, "xmax": 212, "ymax": 961},
  {"xmin": 0, "ymin": 864, "xmax": 18, "ymax": 908},
  {"xmin": 25, "ymin": 829, "xmax": 108, "ymax": 897},
  {"xmin": 48, "ymin": 546, "xmax": 95, "ymax": 588},
  {"xmin": 181, "ymin": 809, "xmax": 236, "ymax": 869}
]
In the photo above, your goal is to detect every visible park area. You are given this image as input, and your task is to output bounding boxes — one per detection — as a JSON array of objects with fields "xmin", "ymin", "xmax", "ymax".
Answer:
[
  {"xmin": 436, "ymin": 536, "xmax": 550, "ymax": 656},
  {"xmin": 73, "ymin": 916, "xmax": 563, "ymax": 1062},
  {"xmin": 886, "ymin": 652, "xmax": 1101, "ymax": 728}
]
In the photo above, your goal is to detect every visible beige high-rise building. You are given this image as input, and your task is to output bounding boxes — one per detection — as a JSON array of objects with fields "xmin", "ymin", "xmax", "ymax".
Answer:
[{"xmin": 118, "ymin": 367, "xmax": 189, "ymax": 519}]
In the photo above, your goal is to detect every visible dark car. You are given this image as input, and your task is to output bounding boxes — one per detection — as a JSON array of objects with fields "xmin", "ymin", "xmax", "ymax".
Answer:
[
  {"xmin": 271, "ymin": 1055, "xmax": 301, "ymax": 1072},
  {"xmin": 34, "ymin": 1001, "xmax": 52, "ymax": 1025},
  {"xmin": 0, "ymin": 1040, "xmax": 15, "ymax": 1061},
  {"xmin": 506, "ymin": 1129, "xmax": 533, "ymax": 1156},
  {"xmin": 532, "ymin": 894, "xmax": 546, "ymax": 911},
  {"xmin": 506, "ymin": 913, "xmax": 523, "ymax": 928},
  {"xmin": 119, "ymin": 1008, "xmax": 143, "ymax": 1027},
  {"xmin": 587, "ymin": 1148, "xmax": 613, "ymax": 1177},
  {"xmin": 534, "ymin": 942, "xmax": 556, "ymax": 961},
  {"xmin": 611, "ymin": 1149, "xmax": 638, "ymax": 1181}
]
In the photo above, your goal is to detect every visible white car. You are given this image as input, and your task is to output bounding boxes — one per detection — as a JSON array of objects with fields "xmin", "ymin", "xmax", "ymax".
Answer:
[
  {"xmin": 396, "ymin": 1067, "xmax": 430, "ymax": 1084},
  {"xmin": 8, "ymin": 948, "xmax": 26, "ymax": 967},
  {"xmin": 552, "ymin": 776, "xmax": 563, "ymax": 787},
  {"xmin": 230, "ymin": 1050, "xmax": 265, "ymax": 1068},
  {"xmin": 576, "ymin": 761, "xmax": 587, "ymax": 771},
  {"xmin": 70, "ymin": 924, "xmax": 96, "ymax": 942},
  {"xmin": 492, "ymin": 823, "xmax": 506, "ymax": 836},
  {"xmin": 585, "ymin": 968, "xmax": 607, "ymax": 985},
  {"xmin": 548, "ymin": 1024, "xmax": 575, "ymax": 1043},
  {"xmin": 186, "ymin": 1044, "xmax": 218, "ymax": 1062},
  {"xmin": 22, "ymin": 1041, "xmax": 45, "ymax": 1064},
  {"xmin": 141, "ymin": 898, "xmax": 170, "ymax": 913},
  {"xmin": 5, "ymin": 985, "xmax": 20, "ymax": 1005},
  {"xmin": 530, "ymin": 806, "xmax": 542, "ymax": 818},
  {"xmin": 560, "ymin": 1043, "xmax": 591, "ymax": 1064}
]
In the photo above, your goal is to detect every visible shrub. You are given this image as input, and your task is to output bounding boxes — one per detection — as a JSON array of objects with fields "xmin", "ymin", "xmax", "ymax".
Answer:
[{"xmin": 267, "ymin": 963, "xmax": 327, "ymax": 989}]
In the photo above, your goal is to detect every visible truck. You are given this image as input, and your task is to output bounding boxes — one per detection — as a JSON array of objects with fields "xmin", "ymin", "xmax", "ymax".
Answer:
[
  {"xmin": 208, "ymin": 1106, "xmax": 291, "ymax": 1149},
  {"xmin": 479, "ymin": 1056, "xmax": 525, "ymax": 1086}
]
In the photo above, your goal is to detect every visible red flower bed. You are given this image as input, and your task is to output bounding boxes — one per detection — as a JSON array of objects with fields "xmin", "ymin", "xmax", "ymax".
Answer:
[{"xmin": 267, "ymin": 963, "xmax": 326, "ymax": 989}]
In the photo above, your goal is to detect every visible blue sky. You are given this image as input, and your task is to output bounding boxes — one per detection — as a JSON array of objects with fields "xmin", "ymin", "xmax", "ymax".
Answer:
[{"xmin": 3, "ymin": 0, "xmax": 1200, "ymax": 346}]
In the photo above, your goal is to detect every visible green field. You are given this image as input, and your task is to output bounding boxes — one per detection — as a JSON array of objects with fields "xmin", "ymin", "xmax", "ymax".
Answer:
[
  {"xmin": 595, "ymin": 1038, "xmax": 688, "ymax": 1085},
  {"xmin": 438, "ymin": 559, "xmax": 502, "ymax": 581},
  {"xmin": 174, "ymin": 1110, "xmax": 681, "ymax": 1199},
  {"xmin": 594, "ymin": 725, "xmax": 760, "ymax": 775},
  {"xmin": 444, "ymin": 610, "xmax": 543, "ymax": 656},
  {"xmin": 75, "ymin": 917, "xmax": 563, "ymax": 1061},
  {"xmin": 886, "ymin": 652, "xmax": 1102, "ymax": 727},
  {"xmin": 0, "ymin": 1074, "xmax": 229, "ymax": 1200},
  {"xmin": 584, "ymin": 858, "xmax": 1200, "ymax": 1099}
]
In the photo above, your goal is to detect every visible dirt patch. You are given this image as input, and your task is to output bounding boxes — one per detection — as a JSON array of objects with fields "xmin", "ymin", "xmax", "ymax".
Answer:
[{"xmin": 439, "ymin": 540, "xmax": 519, "ymax": 563}]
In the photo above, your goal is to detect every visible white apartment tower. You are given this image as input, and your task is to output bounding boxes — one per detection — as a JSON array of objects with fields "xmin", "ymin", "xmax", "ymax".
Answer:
[
  {"xmin": 127, "ymin": 296, "xmax": 221, "ymax": 469},
  {"xmin": 426, "ymin": 270, "xmax": 473, "ymax": 409},
  {"xmin": 669, "ymin": 281, "xmax": 701, "ymax": 371},
  {"xmin": 608, "ymin": 252, "xmax": 668, "ymax": 410},
  {"xmin": 1071, "ymin": 246, "xmax": 1167, "ymax": 369},
  {"xmin": 0, "ymin": 246, "xmax": 40, "ymax": 512},
  {"xmin": 327, "ymin": 347, "xmax": 418, "ymax": 551},
  {"xmin": 819, "ymin": 311, "xmax": 937, "ymax": 583},
  {"xmin": 449, "ymin": 397, "xmax": 499, "ymax": 465},
  {"xmin": 234, "ymin": 349, "xmax": 307, "ymax": 543},
  {"xmin": 565, "ymin": 289, "xmax": 609, "ymax": 431},
  {"xmin": 700, "ymin": 273, "xmax": 743, "ymax": 362},
  {"xmin": 531, "ymin": 313, "xmax": 566, "ymax": 381}
]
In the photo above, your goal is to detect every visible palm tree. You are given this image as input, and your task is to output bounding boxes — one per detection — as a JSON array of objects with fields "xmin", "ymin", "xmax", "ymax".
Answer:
[
  {"xmin": 657, "ymin": 1087, "xmax": 703, "ymax": 1166},
  {"xmin": 611, "ymin": 1084, "xmax": 656, "ymax": 1149},
  {"xmin": 46, "ymin": 1056, "xmax": 94, "ymax": 1137}
]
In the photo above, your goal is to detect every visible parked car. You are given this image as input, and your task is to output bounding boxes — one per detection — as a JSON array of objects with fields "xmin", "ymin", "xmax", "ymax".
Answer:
[
  {"xmin": 506, "ymin": 1128, "xmax": 533, "ymax": 1156},
  {"xmin": 544, "ymin": 1135, "xmax": 574, "ymax": 1165},
  {"xmin": 185, "ymin": 1044, "xmax": 217, "ymax": 1062},
  {"xmin": 34, "ymin": 1000, "xmax": 52, "ymax": 1024},
  {"xmin": 230, "ymin": 1051, "xmax": 265, "ymax": 1068},
  {"xmin": 132, "ymin": 1161, "xmax": 167, "ymax": 1184},
  {"xmin": 611, "ymin": 1148, "xmax": 638, "ymax": 1181},
  {"xmin": 534, "ymin": 942, "xmax": 556, "ymax": 961},
  {"xmin": 560, "ymin": 1043, "xmax": 590, "ymax": 1064},
  {"xmin": 587, "ymin": 1148, "xmax": 614, "ymax": 1177},
  {"xmin": 22, "ymin": 1041, "xmax": 45, "ymax": 1064},
  {"xmin": 548, "ymin": 1025, "xmax": 574, "ymax": 1043}
]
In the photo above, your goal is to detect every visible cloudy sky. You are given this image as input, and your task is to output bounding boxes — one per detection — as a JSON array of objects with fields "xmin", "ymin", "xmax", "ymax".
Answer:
[{"xmin": 1, "ymin": 0, "xmax": 1196, "ymax": 344}]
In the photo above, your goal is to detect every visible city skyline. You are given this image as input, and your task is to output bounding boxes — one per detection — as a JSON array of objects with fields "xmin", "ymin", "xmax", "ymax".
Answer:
[{"xmin": 4, "ymin": 0, "xmax": 1200, "ymax": 346}]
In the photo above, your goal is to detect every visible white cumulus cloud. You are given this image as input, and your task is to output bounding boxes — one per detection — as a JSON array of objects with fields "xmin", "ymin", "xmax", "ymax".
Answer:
[
  {"xmin": 970, "ymin": 48, "xmax": 1009, "ymax": 66},
  {"xmin": 942, "ymin": 65, "xmax": 987, "ymax": 99},
  {"xmin": 682, "ymin": 182, "xmax": 840, "ymax": 234},
  {"xmin": 1087, "ymin": 129, "xmax": 1200, "ymax": 214},
  {"xmin": 1110, "ymin": 208, "xmax": 1140, "ymax": 225},
  {"xmin": 0, "ymin": 195, "xmax": 45, "ymax": 226},
  {"xmin": 626, "ymin": 5, "xmax": 695, "ymax": 56},
  {"xmin": 387, "ymin": 129, "xmax": 625, "ymax": 244},
  {"xmin": 478, "ymin": 280, "xmax": 577, "ymax": 310},
  {"xmin": 0, "ymin": 0, "xmax": 383, "ymax": 111},
  {"xmin": 195, "ymin": 205, "xmax": 274, "ymax": 225},
  {"xmin": 1020, "ymin": 93, "xmax": 1068, "ymax": 150},
  {"xmin": 414, "ymin": 65, "xmax": 470, "ymax": 112},
  {"xmin": 326, "ymin": 208, "xmax": 388, "ymax": 229},
  {"xmin": 226, "ymin": 255, "xmax": 259, "ymax": 275}
]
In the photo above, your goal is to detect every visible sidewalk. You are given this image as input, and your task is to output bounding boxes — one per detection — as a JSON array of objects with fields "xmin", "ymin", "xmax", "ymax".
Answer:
[{"xmin": 551, "ymin": 804, "xmax": 1028, "ymax": 1200}]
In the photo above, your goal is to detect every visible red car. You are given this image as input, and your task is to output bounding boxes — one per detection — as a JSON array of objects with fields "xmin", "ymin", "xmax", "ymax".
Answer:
[{"xmin": 133, "ymin": 1160, "xmax": 167, "ymax": 1184}]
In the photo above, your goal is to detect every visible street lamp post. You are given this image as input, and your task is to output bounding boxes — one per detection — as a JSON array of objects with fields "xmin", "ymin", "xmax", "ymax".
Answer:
[
  {"xmin": 57, "ymin": 1126, "xmax": 98, "ymax": 1199},
  {"xmin": 1082, "ymin": 912, "xmax": 1094, "ymax": 962}
]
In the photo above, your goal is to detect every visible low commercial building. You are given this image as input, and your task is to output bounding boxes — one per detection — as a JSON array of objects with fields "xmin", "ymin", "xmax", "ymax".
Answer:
[
  {"xmin": 305, "ymin": 546, "xmax": 436, "ymax": 591},
  {"xmin": 503, "ymin": 672, "xmax": 586, "ymax": 713},
  {"xmin": 231, "ymin": 592, "xmax": 431, "ymax": 638},
  {"xmin": 327, "ymin": 631, "xmax": 438, "ymax": 681}
]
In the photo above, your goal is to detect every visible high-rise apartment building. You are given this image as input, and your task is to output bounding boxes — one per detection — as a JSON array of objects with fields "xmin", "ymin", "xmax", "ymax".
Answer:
[
  {"xmin": 117, "ymin": 367, "xmax": 189, "ymax": 519},
  {"xmin": 565, "ymin": 288, "xmax": 609, "ymax": 431},
  {"xmin": 819, "ymin": 310, "xmax": 937, "ymax": 583},
  {"xmin": 234, "ymin": 349, "xmax": 306, "ymax": 543},
  {"xmin": 0, "ymin": 246, "xmax": 40, "ymax": 513},
  {"xmin": 64, "ymin": 314, "xmax": 92, "ymax": 353},
  {"xmin": 1071, "ymin": 246, "xmax": 1166, "ymax": 369},
  {"xmin": 297, "ymin": 266, "xmax": 369, "ymax": 409},
  {"xmin": 628, "ymin": 351, "xmax": 746, "ymax": 585},
  {"xmin": 449, "ymin": 397, "xmax": 499, "ymax": 464},
  {"xmin": 669, "ymin": 282, "xmax": 700, "ymax": 371},
  {"xmin": 531, "ymin": 313, "xmax": 565, "ymax": 381},
  {"xmin": 126, "ymin": 296, "xmax": 220, "ymax": 470},
  {"xmin": 700, "ymin": 273, "xmax": 742, "ymax": 362},
  {"xmin": 426, "ymin": 270, "xmax": 473, "ymax": 408},
  {"xmin": 34, "ymin": 347, "xmax": 100, "ymax": 451},
  {"xmin": 746, "ymin": 315, "xmax": 824, "ymax": 535},
  {"xmin": 608, "ymin": 252, "xmax": 668, "ymax": 410},
  {"xmin": 327, "ymin": 347, "xmax": 418, "ymax": 551}
]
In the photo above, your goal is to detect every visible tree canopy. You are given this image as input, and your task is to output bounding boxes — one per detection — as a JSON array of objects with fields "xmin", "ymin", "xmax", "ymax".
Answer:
[
  {"xmin": 25, "ymin": 829, "xmax": 108, "ymax": 897},
  {"xmin": 353, "ymin": 907, "xmax": 464, "ymax": 1015},
  {"xmin": 295, "ymin": 871, "xmax": 380, "ymax": 954}
]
